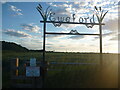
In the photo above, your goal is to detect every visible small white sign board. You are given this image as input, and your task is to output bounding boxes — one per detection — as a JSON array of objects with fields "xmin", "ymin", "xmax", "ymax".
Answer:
[
  {"xmin": 30, "ymin": 58, "xmax": 36, "ymax": 67},
  {"xmin": 26, "ymin": 67, "xmax": 40, "ymax": 77}
]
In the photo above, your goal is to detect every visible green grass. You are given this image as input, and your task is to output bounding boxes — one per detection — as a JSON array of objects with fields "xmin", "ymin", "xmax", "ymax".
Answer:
[{"xmin": 2, "ymin": 51, "xmax": 119, "ymax": 88}]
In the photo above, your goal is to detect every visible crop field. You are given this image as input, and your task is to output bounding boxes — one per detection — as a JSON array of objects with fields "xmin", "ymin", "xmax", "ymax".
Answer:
[{"xmin": 2, "ymin": 51, "xmax": 119, "ymax": 88}]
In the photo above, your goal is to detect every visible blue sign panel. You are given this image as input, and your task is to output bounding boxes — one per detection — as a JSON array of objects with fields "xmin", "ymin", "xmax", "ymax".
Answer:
[{"xmin": 26, "ymin": 67, "xmax": 40, "ymax": 77}]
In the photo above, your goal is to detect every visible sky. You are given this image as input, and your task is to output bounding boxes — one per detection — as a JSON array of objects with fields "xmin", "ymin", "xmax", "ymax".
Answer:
[{"xmin": 1, "ymin": 0, "xmax": 120, "ymax": 53}]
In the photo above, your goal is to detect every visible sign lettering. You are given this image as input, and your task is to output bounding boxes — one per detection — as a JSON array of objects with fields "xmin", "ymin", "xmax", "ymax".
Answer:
[{"xmin": 49, "ymin": 12, "xmax": 95, "ymax": 24}]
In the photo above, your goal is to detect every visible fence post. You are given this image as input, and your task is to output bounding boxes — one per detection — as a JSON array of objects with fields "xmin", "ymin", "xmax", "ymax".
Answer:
[
  {"xmin": 16, "ymin": 58, "xmax": 19, "ymax": 76},
  {"xmin": 10, "ymin": 58, "xmax": 19, "ymax": 87}
]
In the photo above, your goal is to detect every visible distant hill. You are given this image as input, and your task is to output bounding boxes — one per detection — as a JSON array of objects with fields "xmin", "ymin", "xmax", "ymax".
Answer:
[
  {"xmin": 1, "ymin": 41, "xmax": 44, "ymax": 52},
  {"xmin": 1, "ymin": 41, "xmax": 54, "ymax": 52},
  {"xmin": 1, "ymin": 41, "xmax": 29, "ymax": 52}
]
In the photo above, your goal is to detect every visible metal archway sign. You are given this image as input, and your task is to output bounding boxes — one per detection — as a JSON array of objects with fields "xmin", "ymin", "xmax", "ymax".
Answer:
[
  {"xmin": 36, "ymin": 3, "xmax": 108, "ymax": 88},
  {"xmin": 36, "ymin": 4, "xmax": 108, "ymax": 65}
]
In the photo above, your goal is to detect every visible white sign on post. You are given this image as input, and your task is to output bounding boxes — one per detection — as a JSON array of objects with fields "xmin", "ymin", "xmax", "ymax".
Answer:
[{"xmin": 30, "ymin": 58, "xmax": 36, "ymax": 67}]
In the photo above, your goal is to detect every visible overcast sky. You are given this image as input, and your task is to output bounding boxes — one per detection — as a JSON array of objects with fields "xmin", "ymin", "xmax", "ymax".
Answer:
[{"xmin": 1, "ymin": 0, "xmax": 120, "ymax": 53}]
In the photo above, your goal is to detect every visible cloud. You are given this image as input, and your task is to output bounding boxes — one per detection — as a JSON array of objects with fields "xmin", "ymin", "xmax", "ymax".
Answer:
[
  {"xmin": 17, "ymin": 35, "xmax": 43, "ymax": 50},
  {"xmin": 110, "ymin": 33, "xmax": 120, "ymax": 40},
  {"xmin": 103, "ymin": 32, "xmax": 117, "ymax": 37},
  {"xmin": 19, "ymin": 39, "xmax": 42, "ymax": 50},
  {"xmin": 110, "ymin": 36, "xmax": 118, "ymax": 40},
  {"xmin": 48, "ymin": 1, "xmax": 118, "ymax": 18},
  {"xmin": 47, "ymin": 1, "xmax": 118, "ymax": 30},
  {"xmin": 69, "ymin": 35, "xmax": 84, "ymax": 39},
  {"xmin": 1, "ymin": 0, "xmax": 7, "ymax": 4},
  {"xmin": 46, "ymin": 34, "xmax": 64, "ymax": 38},
  {"xmin": 16, "ymin": 12, "xmax": 23, "ymax": 15},
  {"xmin": 21, "ymin": 24, "xmax": 41, "ymax": 33},
  {"xmin": 46, "ymin": 43, "xmax": 53, "ymax": 46},
  {"xmin": 10, "ymin": 5, "xmax": 21, "ymax": 12},
  {"xmin": 92, "ymin": 31, "xmax": 117, "ymax": 40},
  {"xmin": 103, "ymin": 18, "xmax": 118, "ymax": 31},
  {"xmin": 9, "ymin": 5, "xmax": 23, "ymax": 16},
  {"xmin": 4, "ymin": 29, "xmax": 31, "ymax": 38},
  {"xmin": 49, "ymin": 2, "xmax": 89, "ymax": 18}
]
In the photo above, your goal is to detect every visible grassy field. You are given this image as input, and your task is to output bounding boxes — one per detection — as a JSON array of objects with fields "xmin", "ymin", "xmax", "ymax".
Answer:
[{"xmin": 2, "ymin": 51, "xmax": 119, "ymax": 88}]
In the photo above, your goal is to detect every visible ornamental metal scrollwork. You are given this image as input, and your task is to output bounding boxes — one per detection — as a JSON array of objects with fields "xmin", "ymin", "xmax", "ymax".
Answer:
[
  {"xmin": 53, "ymin": 22, "xmax": 62, "ymax": 27},
  {"xmin": 36, "ymin": 4, "xmax": 52, "ymax": 21},
  {"xmin": 94, "ymin": 6, "xmax": 108, "ymax": 23},
  {"xmin": 85, "ymin": 24, "xmax": 94, "ymax": 28},
  {"xmin": 69, "ymin": 30, "xmax": 79, "ymax": 34}
]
